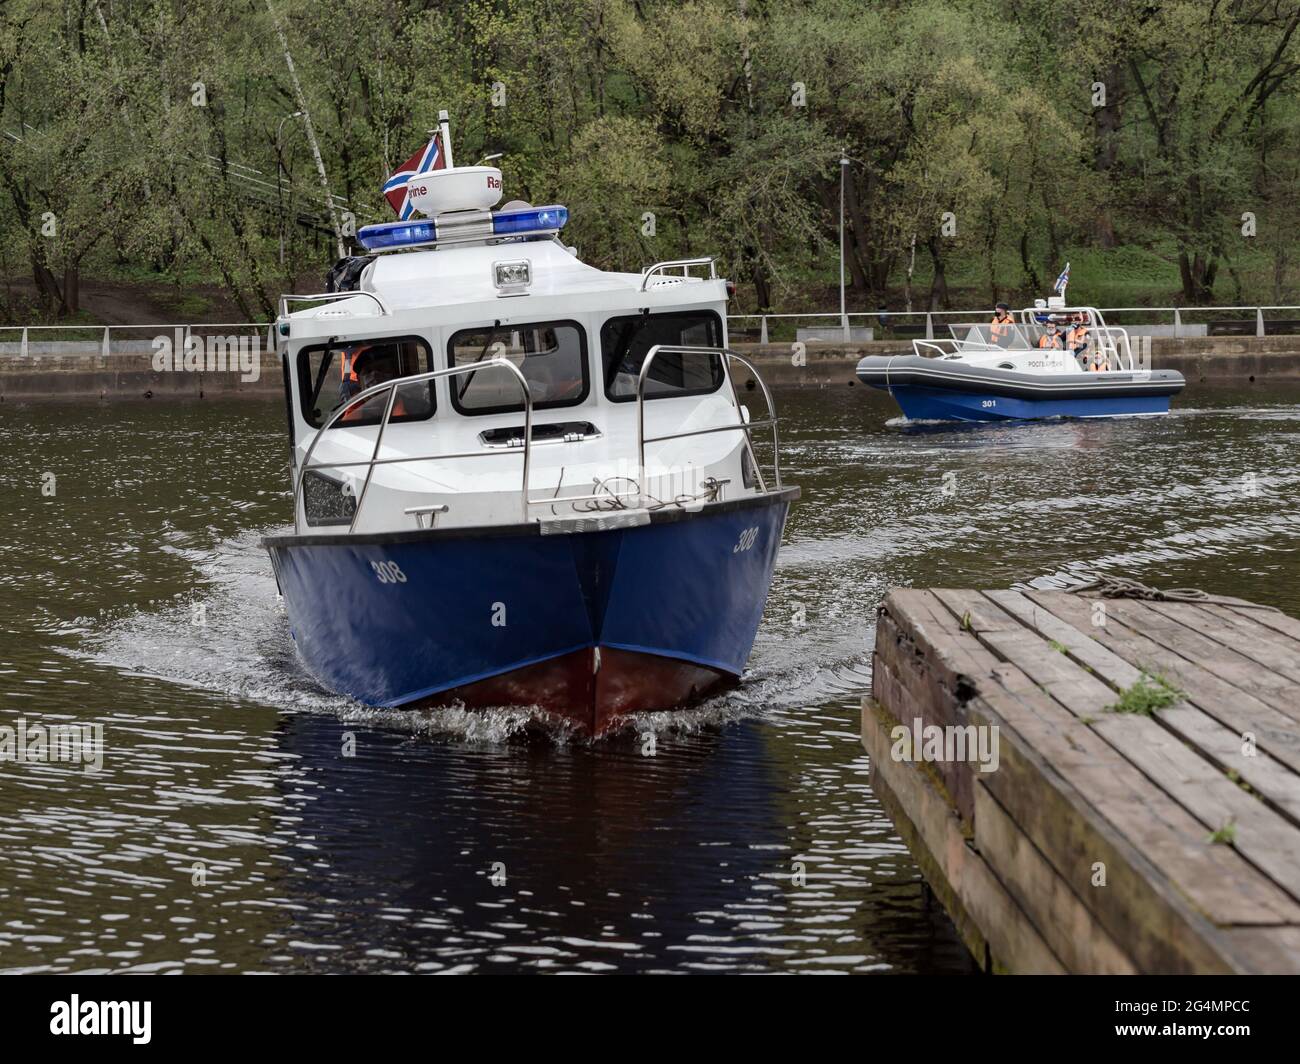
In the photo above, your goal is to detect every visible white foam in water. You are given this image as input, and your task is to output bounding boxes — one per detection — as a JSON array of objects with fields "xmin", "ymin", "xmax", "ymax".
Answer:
[{"xmin": 74, "ymin": 526, "xmax": 857, "ymax": 744}]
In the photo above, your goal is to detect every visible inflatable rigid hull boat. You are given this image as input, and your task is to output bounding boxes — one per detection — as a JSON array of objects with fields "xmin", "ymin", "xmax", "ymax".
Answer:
[
  {"xmin": 857, "ymin": 297, "xmax": 1185, "ymax": 422},
  {"xmin": 855, "ymin": 355, "xmax": 1186, "ymax": 421}
]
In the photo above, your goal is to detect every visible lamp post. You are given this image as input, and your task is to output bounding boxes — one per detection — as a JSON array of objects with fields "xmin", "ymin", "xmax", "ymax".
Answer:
[{"xmin": 839, "ymin": 152, "xmax": 850, "ymax": 342}]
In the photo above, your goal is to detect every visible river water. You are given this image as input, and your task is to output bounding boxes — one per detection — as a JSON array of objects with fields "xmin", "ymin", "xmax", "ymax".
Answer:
[{"xmin": 3, "ymin": 382, "xmax": 1298, "ymax": 974}]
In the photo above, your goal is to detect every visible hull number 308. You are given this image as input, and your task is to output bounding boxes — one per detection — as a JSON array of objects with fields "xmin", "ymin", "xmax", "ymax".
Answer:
[
  {"xmin": 371, "ymin": 560, "xmax": 408, "ymax": 584},
  {"xmin": 733, "ymin": 527, "xmax": 760, "ymax": 553}
]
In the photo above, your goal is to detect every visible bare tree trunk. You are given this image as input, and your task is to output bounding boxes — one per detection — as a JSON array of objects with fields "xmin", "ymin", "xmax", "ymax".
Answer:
[
  {"xmin": 266, "ymin": 0, "xmax": 345, "ymax": 260},
  {"xmin": 926, "ymin": 236, "xmax": 949, "ymax": 310}
]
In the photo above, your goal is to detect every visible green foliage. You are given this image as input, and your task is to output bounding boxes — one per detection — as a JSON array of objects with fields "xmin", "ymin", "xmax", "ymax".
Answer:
[
  {"xmin": 1106, "ymin": 673, "xmax": 1183, "ymax": 716},
  {"xmin": 1206, "ymin": 818, "xmax": 1237, "ymax": 845},
  {"xmin": 3, "ymin": 0, "xmax": 1300, "ymax": 321}
]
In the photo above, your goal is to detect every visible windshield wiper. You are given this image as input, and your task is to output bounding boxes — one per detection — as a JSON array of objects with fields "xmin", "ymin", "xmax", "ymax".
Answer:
[
  {"xmin": 606, "ymin": 308, "xmax": 651, "ymax": 391},
  {"xmin": 457, "ymin": 320, "xmax": 503, "ymax": 400}
]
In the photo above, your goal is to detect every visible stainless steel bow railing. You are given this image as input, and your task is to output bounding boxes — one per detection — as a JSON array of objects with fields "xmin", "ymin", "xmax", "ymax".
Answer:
[
  {"xmin": 293, "ymin": 357, "xmax": 532, "ymax": 534},
  {"xmin": 636, "ymin": 345, "xmax": 781, "ymax": 496}
]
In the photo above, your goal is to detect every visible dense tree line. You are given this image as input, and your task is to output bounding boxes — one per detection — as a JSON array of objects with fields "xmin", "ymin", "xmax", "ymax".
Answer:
[{"xmin": 1, "ymin": 0, "xmax": 1299, "ymax": 321}]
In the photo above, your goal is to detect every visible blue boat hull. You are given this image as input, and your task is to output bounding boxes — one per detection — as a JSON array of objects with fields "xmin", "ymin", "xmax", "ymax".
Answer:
[
  {"xmin": 854, "ymin": 354, "xmax": 1184, "ymax": 423},
  {"xmin": 888, "ymin": 385, "xmax": 1172, "ymax": 422},
  {"xmin": 264, "ymin": 490, "xmax": 796, "ymax": 733}
]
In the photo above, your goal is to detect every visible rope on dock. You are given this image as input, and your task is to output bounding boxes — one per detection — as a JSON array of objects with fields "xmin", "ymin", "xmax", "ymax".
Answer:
[{"xmin": 1069, "ymin": 573, "xmax": 1281, "ymax": 612}]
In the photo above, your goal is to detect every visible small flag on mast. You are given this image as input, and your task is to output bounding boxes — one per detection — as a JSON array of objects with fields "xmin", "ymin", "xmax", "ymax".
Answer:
[
  {"xmin": 1053, "ymin": 262, "xmax": 1070, "ymax": 294},
  {"xmin": 382, "ymin": 133, "xmax": 444, "ymax": 220}
]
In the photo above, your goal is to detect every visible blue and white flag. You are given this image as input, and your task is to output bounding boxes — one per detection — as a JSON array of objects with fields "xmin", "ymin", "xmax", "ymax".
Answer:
[{"xmin": 1053, "ymin": 262, "xmax": 1070, "ymax": 294}]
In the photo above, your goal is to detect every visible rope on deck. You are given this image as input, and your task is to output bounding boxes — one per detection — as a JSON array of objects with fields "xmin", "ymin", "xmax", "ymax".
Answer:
[{"xmin": 1069, "ymin": 574, "xmax": 1281, "ymax": 612}]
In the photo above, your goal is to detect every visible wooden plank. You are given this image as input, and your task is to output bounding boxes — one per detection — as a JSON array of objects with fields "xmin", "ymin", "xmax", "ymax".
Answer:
[
  {"xmin": 962, "ymin": 687, "xmax": 1239, "ymax": 972},
  {"xmin": 1220, "ymin": 927, "xmax": 1300, "ymax": 974},
  {"xmin": 973, "ymin": 782, "xmax": 1137, "ymax": 973},
  {"xmin": 1097, "ymin": 597, "xmax": 1300, "ymax": 726},
  {"xmin": 1152, "ymin": 600, "xmax": 1300, "ymax": 687},
  {"xmin": 866, "ymin": 585, "xmax": 1300, "ymax": 973},
  {"xmin": 942, "ymin": 592, "xmax": 1300, "ymax": 902},
  {"xmin": 961, "ymin": 587, "xmax": 1300, "ymax": 889},
  {"xmin": 894, "ymin": 587, "xmax": 1300, "ymax": 926},
  {"xmin": 1024, "ymin": 590, "xmax": 1300, "ymax": 776},
  {"xmin": 1227, "ymin": 601, "xmax": 1300, "ymax": 643},
  {"xmin": 970, "ymin": 663, "xmax": 1300, "ymax": 928},
  {"xmin": 863, "ymin": 699, "xmax": 1066, "ymax": 973},
  {"xmin": 876, "ymin": 589, "xmax": 1010, "ymax": 827},
  {"xmin": 883, "ymin": 587, "xmax": 1003, "ymax": 686}
]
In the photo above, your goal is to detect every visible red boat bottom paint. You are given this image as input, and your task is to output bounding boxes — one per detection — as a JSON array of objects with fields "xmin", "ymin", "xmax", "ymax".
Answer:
[{"xmin": 418, "ymin": 647, "xmax": 732, "ymax": 735}]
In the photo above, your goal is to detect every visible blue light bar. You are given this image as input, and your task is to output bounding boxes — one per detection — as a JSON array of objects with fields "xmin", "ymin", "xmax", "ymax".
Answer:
[
  {"xmin": 357, "ymin": 219, "xmax": 438, "ymax": 252},
  {"xmin": 358, "ymin": 204, "xmax": 568, "ymax": 253},
  {"xmin": 492, "ymin": 204, "xmax": 568, "ymax": 235}
]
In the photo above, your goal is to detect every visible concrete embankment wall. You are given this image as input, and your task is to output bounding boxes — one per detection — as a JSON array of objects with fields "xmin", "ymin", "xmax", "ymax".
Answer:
[
  {"xmin": 0, "ymin": 342, "xmax": 283, "ymax": 401},
  {"xmin": 730, "ymin": 336, "xmax": 1300, "ymax": 388},
  {"xmin": 2, "ymin": 336, "xmax": 1299, "ymax": 401}
]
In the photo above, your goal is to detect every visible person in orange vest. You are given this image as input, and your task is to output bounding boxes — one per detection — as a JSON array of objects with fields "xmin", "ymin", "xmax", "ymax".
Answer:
[
  {"xmin": 1037, "ymin": 321, "xmax": 1064, "ymax": 349},
  {"xmin": 338, "ymin": 343, "xmax": 367, "ymax": 403},
  {"xmin": 342, "ymin": 346, "xmax": 408, "ymax": 421},
  {"xmin": 989, "ymin": 302, "xmax": 1015, "ymax": 347},
  {"xmin": 1066, "ymin": 317, "xmax": 1090, "ymax": 366}
]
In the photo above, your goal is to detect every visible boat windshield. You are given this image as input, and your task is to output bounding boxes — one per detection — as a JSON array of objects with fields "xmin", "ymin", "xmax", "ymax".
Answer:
[
  {"xmin": 600, "ymin": 310, "xmax": 724, "ymax": 401},
  {"xmin": 448, "ymin": 320, "xmax": 589, "ymax": 415},
  {"xmin": 298, "ymin": 336, "xmax": 435, "ymax": 428},
  {"xmin": 948, "ymin": 323, "xmax": 1032, "ymax": 350}
]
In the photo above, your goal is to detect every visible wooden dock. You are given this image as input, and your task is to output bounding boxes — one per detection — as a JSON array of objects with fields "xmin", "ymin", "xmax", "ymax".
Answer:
[{"xmin": 861, "ymin": 585, "xmax": 1300, "ymax": 974}]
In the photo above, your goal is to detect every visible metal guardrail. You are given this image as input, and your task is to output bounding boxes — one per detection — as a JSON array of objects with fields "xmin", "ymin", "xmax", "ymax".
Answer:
[
  {"xmin": 0, "ymin": 322, "xmax": 274, "ymax": 358},
  {"xmin": 640, "ymin": 257, "xmax": 717, "ymax": 291},
  {"xmin": 297, "ymin": 345, "xmax": 783, "ymax": 536},
  {"xmin": 279, "ymin": 291, "xmax": 389, "ymax": 318},
  {"xmin": 293, "ymin": 357, "xmax": 533, "ymax": 534},
  {"xmin": 4, "ymin": 302, "xmax": 1300, "ymax": 357},
  {"xmin": 726, "ymin": 305, "xmax": 1300, "ymax": 343},
  {"xmin": 636, "ymin": 344, "xmax": 781, "ymax": 496}
]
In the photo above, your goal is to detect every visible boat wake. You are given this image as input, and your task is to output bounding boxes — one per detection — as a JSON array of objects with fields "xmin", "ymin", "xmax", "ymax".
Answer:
[{"xmin": 72, "ymin": 527, "xmax": 871, "ymax": 744}]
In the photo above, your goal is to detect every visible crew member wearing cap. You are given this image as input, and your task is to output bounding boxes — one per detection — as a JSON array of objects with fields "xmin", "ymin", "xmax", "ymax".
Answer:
[
  {"xmin": 1037, "ymin": 321, "xmax": 1063, "ymax": 349},
  {"xmin": 1066, "ymin": 317, "xmax": 1091, "ymax": 367},
  {"xmin": 990, "ymin": 302, "xmax": 1014, "ymax": 347},
  {"xmin": 342, "ymin": 346, "xmax": 408, "ymax": 421}
]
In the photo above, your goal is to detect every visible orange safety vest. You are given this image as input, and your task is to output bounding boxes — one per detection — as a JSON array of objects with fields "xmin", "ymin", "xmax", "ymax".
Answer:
[
  {"xmin": 1038, "ymin": 332, "xmax": 1062, "ymax": 349},
  {"xmin": 1067, "ymin": 326, "xmax": 1088, "ymax": 348},
  {"xmin": 341, "ymin": 348, "xmax": 360, "ymax": 383},
  {"xmin": 342, "ymin": 393, "xmax": 407, "ymax": 421},
  {"xmin": 990, "ymin": 313, "xmax": 1014, "ymax": 342}
]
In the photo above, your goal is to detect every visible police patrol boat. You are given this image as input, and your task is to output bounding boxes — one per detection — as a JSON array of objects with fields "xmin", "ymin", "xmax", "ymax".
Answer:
[
  {"xmin": 262, "ymin": 113, "xmax": 797, "ymax": 735},
  {"xmin": 855, "ymin": 294, "xmax": 1185, "ymax": 422}
]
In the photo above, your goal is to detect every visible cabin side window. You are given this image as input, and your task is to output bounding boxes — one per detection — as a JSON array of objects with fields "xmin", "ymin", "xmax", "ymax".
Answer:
[
  {"xmin": 600, "ymin": 311, "xmax": 724, "ymax": 401},
  {"xmin": 446, "ymin": 320, "xmax": 589, "ymax": 415},
  {"xmin": 297, "ymin": 336, "xmax": 434, "ymax": 429}
]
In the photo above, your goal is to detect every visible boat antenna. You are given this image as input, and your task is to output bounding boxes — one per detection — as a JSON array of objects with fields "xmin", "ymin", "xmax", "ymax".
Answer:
[{"xmin": 438, "ymin": 109, "xmax": 455, "ymax": 169}]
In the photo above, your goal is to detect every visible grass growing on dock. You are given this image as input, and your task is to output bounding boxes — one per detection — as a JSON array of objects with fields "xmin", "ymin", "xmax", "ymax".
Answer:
[
  {"xmin": 1207, "ymin": 819, "xmax": 1238, "ymax": 845},
  {"xmin": 1106, "ymin": 672, "xmax": 1183, "ymax": 715}
]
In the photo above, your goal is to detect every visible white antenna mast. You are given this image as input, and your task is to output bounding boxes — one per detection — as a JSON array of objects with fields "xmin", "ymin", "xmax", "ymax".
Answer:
[{"xmin": 438, "ymin": 109, "xmax": 455, "ymax": 169}]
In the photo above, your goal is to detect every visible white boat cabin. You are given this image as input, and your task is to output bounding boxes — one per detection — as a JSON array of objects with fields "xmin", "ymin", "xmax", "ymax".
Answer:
[{"xmin": 277, "ymin": 228, "xmax": 770, "ymax": 535}]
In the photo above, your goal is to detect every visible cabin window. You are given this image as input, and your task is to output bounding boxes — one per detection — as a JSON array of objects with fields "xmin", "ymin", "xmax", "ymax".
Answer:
[
  {"xmin": 297, "ymin": 336, "xmax": 434, "ymax": 429},
  {"xmin": 600, "ymin": 310, "xmax": 724, "ymax": 401},
  {"xmin": 446, "ymin": 320, "xmax": 589, "ymax": 415}
]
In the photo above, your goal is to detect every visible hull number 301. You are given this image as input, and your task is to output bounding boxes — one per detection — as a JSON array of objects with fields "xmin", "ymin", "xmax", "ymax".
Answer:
[{"xmin": 733, "ymin": 527, "xmax": 760, "ymax": 553}]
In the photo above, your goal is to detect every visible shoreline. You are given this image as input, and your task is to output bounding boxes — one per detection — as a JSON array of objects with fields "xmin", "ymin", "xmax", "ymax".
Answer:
[{"xmin": 2, "ymin": 336, "xmax": 1299, "ymax": 401}]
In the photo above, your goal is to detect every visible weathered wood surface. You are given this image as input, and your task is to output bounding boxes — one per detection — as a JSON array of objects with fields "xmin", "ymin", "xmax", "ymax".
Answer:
[{"xmin": 862, "ymin": 587, "xmax": 1300, "ymax": 974}]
